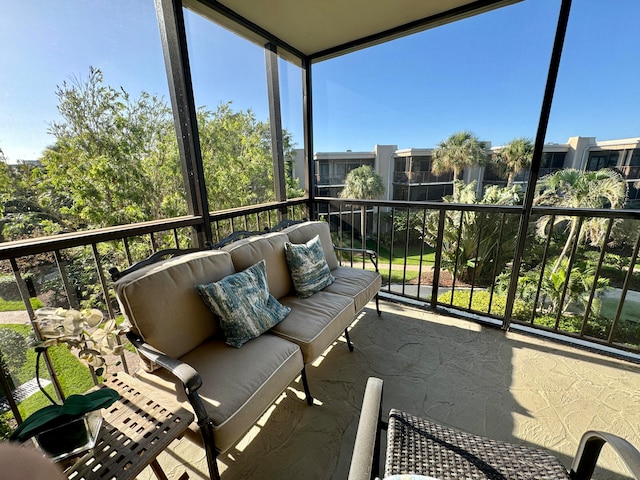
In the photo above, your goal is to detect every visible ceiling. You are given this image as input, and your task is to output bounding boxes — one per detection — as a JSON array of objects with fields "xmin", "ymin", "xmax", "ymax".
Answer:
[{"xmin": 184, "ymin": 0, "xmax": 521, "ymax": 62}]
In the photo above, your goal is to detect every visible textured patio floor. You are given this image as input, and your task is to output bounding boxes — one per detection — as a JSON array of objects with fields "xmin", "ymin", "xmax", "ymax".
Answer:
[{"xmin": 138, "ymin": 300, "xmax": 640, "ymax": 480}]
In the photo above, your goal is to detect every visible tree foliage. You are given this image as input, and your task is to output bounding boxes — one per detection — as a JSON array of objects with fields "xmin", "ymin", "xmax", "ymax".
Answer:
[
  {"xmin": 339, "ymin": 165, "xmax": 385, "ymax": 200},
  {"xmin": 431, "ymin": 131, "xmax": 487, "ymax": 187},
  {"xmin": 534, "ymin": 168, "xmax": 627, "ymax": 272},
  {"xmin": 421, "ymin": 180, "xmax": 523, "ymax": 282},
  {"xmin": 39, "ymin": 67, "xmax": 183, "ymax": 228},
  {"xmin": 493, "ymin": 137, "xmax": 534, "ymax": 187},
  {"xmin": 198, "ymin": 102, "xmax": 299, "ymax": 211}
]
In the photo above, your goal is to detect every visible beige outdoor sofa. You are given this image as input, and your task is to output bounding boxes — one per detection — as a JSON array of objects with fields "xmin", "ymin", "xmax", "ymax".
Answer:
[{"xmin": 111, "ymin": 220, "xmax": 381, "ymax": 480}]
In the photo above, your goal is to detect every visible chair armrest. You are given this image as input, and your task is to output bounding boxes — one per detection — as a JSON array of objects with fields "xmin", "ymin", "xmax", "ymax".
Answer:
[
  {"xmin": 334, "ymin": 246, "xmax": 379, "ymax": 272},
  {"xmin": 348, "ymin": 377, "xmax": 384, "ymax": 480},
  {"xmin": 125, "ymin": 331, "xmax": 212, "ymax": 424},
  {"xmin": 571, "ymin": 430, "xmax": 640, "ymax": 480}
]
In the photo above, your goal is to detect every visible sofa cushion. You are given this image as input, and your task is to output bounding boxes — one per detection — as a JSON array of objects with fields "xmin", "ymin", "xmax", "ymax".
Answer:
[
  {"xmin": 196, "ymin": 260, "xmax": 290, "ymax": 348},
  {"xmin": 114, "ymin": 250, "xmax": 235, "ymax": 368},
  {"xmin": 133, "ymin": 334, "xmax": 303, "ymax": 453},
  {"xmin": 284, "ymin": 235, "xmax": 335, "ymax": 298},
  {"xmin": 223, "ymin": 232, "xmax": 292, "ymax": 299},
  {"xmin": 274, "ymin": 291, "xmax": 355, "ymax": 363},
  {"xmin": 282, "ymin": 221, "xmax": 339, "ymax": 270},
  {"xmin": 324, "ymin": 266, "xmax": 382, "ymax": 312}
]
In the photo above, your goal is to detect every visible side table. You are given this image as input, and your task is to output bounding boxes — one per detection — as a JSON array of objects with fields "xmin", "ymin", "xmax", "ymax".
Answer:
[{"xmin": 65, "ymin": 372, "xmax": 194, "ymax": 480}]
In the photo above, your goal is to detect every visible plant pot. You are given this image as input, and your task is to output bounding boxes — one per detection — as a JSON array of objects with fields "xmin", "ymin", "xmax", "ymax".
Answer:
[{"xmin": 32, "ymin": 410, "xmax": 102, "ymax": 462}]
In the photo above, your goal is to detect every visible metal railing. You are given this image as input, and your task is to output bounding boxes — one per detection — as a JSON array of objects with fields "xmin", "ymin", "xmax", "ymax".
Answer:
[
  {"xmin": 0, "ymin": 200, "xmax": 306, "ymax": 422},
  {"xmin": 316, "ymin": 197, "xmax": 640, "ymax": 360},
  {"xmin": 2, "ymin": 194, "xmax": 640, "ymax": 425}
]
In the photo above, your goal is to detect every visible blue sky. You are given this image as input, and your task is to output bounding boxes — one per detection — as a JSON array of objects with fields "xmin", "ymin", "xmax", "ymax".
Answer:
[{"xmin": 1, "ymin": 0, "xmax": 638, "ymax": 162}]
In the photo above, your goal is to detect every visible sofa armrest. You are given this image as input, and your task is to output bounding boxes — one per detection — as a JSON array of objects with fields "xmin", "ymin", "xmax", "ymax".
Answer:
[
  {"xmin": 126, "ymin": 331, "xmax": 210, "ymax": 423},
  {"xmin": 334, "ymin": 246, "xmax": 379, "ymax": 273},
  {"xmin": 571, "ymin": 430, "xmax": 640, "ymax": 480},
  {"xmin": 348, "ymin": 377, "xmax": 384, "ymax": 480}
]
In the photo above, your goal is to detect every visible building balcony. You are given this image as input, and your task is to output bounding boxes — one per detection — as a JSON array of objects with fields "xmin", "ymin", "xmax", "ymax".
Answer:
[
  {"xmin": 393, "ymin": 171, "xmax": 454, "ymax": 184},
  {"xmin": 1, "ymin": 198, "xmax": 639, "ymax": 479}
]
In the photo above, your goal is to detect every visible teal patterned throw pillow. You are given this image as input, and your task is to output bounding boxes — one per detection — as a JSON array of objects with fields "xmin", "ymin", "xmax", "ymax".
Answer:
[
  {"xmin": 284, "ymin": 235, "xmax": 335, "ymax": 298},
  {"xmin": 196, "ymin": 260, "xmax": 291, "ymax": 348}
]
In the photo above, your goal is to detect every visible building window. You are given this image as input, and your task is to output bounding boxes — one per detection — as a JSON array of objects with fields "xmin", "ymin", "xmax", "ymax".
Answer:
[{"xmin": 586, "ymin": 150, "xmax": 621, "ymax": 171}]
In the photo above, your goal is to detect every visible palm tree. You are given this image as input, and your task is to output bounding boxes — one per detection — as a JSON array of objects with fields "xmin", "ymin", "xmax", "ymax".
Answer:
[
  {"xmin": 431, "ymin": 131, "xmax": 487, "ymax": 192},
  {"xmin": 494, "ymin": 137, "xmax": 534, "ymax": 187},
  {"xmin": 340, "ymin": 165, "xmax": 385, "ymax": 241},
  {"xmin": 534, "ymin": 168, "xmax": 627, "ymax": 273}
]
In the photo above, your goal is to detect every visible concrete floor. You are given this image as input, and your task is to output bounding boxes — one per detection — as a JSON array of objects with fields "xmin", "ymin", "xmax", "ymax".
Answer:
[{"xmin": 138, "ymin": 300, "xmax": 640, "ymax": 480}]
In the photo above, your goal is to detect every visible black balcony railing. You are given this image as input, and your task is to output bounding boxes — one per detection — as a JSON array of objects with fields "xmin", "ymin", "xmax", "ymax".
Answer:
[
  {"xmin": 0, "ymin": 200, "xmax": 307, "ymax": 423},
  {"xmin": 316, "ymin": 197, "xmax": 640, "ymax": 359},
  {"xmin": 2, "ymin": 195, "xmax": 640, "ymax": 427},
  {"xmin": 393, "ymin": 171, "xmax": 454, "ymax": 184}
]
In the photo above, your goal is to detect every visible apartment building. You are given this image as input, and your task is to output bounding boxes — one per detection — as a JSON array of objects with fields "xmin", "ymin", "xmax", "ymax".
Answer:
[{"xmin": 295, "ymin": 136, "xmax": 640, "ymax": 205}]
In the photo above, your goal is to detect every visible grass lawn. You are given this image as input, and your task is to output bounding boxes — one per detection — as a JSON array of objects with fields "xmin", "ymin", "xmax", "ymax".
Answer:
[{"xmin": 0, "ymin": 297, "xmax": 43, "ymax": 312}]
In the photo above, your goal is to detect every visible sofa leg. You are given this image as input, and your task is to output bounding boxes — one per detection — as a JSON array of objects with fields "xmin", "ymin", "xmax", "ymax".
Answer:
[
  {"xmin": 198, "ymin": 417, "xmax": 221, "ymax": 480},
  {"xmin": 376, "ymin": 294, "xmax": 381, "ymax": 316},
  {"xmin": 301, "ymin": 368, "xmax": 313, "ymax": 405},
  {"xmin": 344, "ymin": 328, "xmax": 354, "ymax": 352}
]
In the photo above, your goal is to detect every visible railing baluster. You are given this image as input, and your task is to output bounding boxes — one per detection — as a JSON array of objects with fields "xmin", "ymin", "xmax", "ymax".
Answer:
[
  {"xmin": 488, "ymin": 213, "xmax": 507, "ymax": 317},
  {"xmin": 581, "ymin": 218, "xmax": 614, "ymax": 336},
  {"xmin": 123, "ymin": 238, "xmax": 133, "ymax": 265},
  {"xmin": 554, "ymin": 216, "xmax": 584, "ymax": 331},
  {"xmin": 402, "ymin": 208, "xmax": 411, "ymax": 295},
  {"xmin": 388, "ymin": 207, "xmax": 396, "ymax": 293},
  {"xmin": 530, "ymin": 214, "xmax": 556, "ymax": 325},
  {"xmin": 450, "ymin": 210, "xmax": 464, "ymax": 306},
  {"xmin": 91, "ymin": 243, "xmax": 129, "ymax": 376},
  {"xmin": 431, "ymin": 208, "xmax": 445, "ymax": 308},
  {"xmin": 416, "ymin": 207, "xmax": 428, "ymax": 300},
  {"xmin": 173, "ymin": 228, "xmax": 180, "ymax": 248},
  {"xmin": 468, "ymin": 211, "xmax": 484, "ymax": 312},
  {"xmin": 54, "ymin": 249, "xmax": 77, "ymax": 308},
  {"xmin": 608, "ymin": 226, "xmax": 640, "ymax": 345}
]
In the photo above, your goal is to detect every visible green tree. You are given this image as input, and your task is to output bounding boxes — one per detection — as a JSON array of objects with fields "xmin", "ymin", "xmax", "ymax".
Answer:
[
  {"xmin": 0, "ymin": 159, "xmax": 67, "ymax": 241},
  {"xmin": 534, "ymin": 168, "xmax": 627, "ymax": 273},
  {"xmin": 197, "ymin": 102, "xmax": 299, "ymax": 214},
  {"xmin": 494, "ymin": 137, "xmax": 534, "ymax": 187},
  {"xmin": 431, "ymin": 131, "xmax": 487, "ymax": 192},
  {"xmin": 340, "ymin": 165, "xmax": 385, "ymax": 240},
  {"xmin": 39, "ymin": 67, "xmax": 184, "ymax": 229},
  {"xmin": 422, "ymin": 180, "xmax": 523, "ymax": 282}
]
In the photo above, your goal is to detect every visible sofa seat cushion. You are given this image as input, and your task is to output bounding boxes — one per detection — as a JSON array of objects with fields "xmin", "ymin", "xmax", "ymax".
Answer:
[
  {"xmin": 114, "ymin": 250, "xmax": 235, "ymax": 367},
  {"xmin": 274, "ymin": 291, "xmax": 355, "ymax": 363},
  {"xmin": 324, "ymin": 266, "xmax": 382, "ymax": 312},
  {"xmin": 134, "ymin": 334, "xmax": 303, "ymax": 453}
]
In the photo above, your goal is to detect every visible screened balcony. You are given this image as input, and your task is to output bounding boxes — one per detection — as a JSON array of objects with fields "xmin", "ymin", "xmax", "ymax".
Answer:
[{"xmin": 1, "ymin": 0, "xmax": 640, "ymax": 478}]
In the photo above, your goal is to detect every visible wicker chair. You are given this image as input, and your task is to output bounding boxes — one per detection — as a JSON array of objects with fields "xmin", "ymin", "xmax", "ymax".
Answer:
[{"xmin": 349, "ymin": 377, "xmax": 640, "ymax": 480}]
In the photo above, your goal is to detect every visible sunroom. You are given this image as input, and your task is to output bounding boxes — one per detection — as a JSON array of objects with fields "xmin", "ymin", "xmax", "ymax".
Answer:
[{"xmin": 1, "ymin": 0, "xmax": 640, "ymax": 478}]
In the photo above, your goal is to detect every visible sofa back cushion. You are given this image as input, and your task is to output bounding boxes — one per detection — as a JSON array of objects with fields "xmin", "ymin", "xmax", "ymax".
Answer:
[
  {"xmin": 282, "ymin": 221, "xmax": 339, "ymax": 270},
  {"xmin": 114, "ymin": 250, "xmax": 236, "ymax": 364},
  {"xmin": 222, "ymin": 232, "xmax": 292, "ymax": 300}
]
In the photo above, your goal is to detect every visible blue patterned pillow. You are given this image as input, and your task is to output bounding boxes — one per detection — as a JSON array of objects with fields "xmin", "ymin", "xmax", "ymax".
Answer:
[
  {"xmin": 284, "ymin": 235, "xmax": 335, "ymax": 298},
  {"xmin": 196, "ymin": 260, "xmax": 291, "ymax": 348}
]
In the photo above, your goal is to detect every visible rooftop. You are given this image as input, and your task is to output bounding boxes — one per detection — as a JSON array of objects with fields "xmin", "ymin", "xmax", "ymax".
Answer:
[{"xmin": 137, "ymin": 300, "xmax": 640, "ymax": 480}]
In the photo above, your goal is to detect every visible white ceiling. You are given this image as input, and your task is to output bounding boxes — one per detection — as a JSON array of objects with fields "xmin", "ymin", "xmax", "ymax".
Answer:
[{"xmin": 184, "ymin": 0, "xmax": 521, "ymax": 62}]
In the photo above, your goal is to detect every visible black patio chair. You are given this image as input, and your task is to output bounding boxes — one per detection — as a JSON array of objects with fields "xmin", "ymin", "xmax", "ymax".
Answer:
[{"xmin": 349, "ymin": 377, "xmax": 640, "ymax": 480}]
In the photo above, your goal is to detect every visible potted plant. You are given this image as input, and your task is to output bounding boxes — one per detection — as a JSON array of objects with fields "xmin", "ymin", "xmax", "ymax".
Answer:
[{"xmin": 9, "ymin": 308, "xmax": 128, "ymax": 461}]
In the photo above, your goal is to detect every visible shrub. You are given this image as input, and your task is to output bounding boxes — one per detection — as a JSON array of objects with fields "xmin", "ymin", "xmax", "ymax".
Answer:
[{"xmin": 0, "ymin": 275, "xmax": 21, "ymax": 301}]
